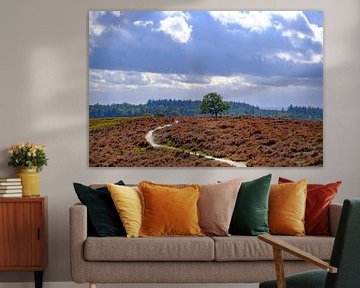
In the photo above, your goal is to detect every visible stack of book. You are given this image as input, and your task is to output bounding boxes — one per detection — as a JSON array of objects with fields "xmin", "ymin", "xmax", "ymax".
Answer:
[{"xmin": 0, "ymin": 178, "xmax": 22, "ymax": 197}]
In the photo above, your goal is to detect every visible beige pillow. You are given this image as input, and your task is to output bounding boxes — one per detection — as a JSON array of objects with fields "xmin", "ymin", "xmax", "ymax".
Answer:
[{"xmin": 198, "ymin": 178, "xmax": 242, "ymax": 236}]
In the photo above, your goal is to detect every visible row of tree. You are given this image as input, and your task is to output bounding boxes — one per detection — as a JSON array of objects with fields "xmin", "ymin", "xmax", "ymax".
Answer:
[{"xmin": 89, "ymin": 93, "xmax": 323, "ymax": 120}]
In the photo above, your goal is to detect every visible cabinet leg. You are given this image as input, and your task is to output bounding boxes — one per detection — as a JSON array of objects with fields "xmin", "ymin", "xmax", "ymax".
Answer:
[{"xmin": 34, "ymin": 271, "xmax": 43, "ymax": 288}]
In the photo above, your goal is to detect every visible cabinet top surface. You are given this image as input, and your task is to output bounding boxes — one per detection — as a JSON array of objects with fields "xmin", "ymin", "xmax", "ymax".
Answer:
[{"xmin": 0, "ymin": 196, "xmax": 47, "ymax": 203}]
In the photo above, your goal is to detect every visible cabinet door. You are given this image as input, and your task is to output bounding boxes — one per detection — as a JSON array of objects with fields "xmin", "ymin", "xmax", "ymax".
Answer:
[{"xmin": 0, "ymin": 202, "xmax": 44, "ymax": 268}]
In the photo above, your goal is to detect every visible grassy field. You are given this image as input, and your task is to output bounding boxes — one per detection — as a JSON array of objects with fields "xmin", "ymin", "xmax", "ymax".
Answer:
[
  {"xmin": 89, "ymin": 116, "xmax": 323, "ymax": 167},
  {"xmin": 89, "ymin": 117, "xmax": 148, "ymax": 132}
]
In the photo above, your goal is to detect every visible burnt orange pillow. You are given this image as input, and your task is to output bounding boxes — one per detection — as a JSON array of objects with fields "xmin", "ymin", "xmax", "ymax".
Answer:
[
  {"xmin": 269, "ymin": 179, "xmax": 307, "ymax": 236},
  {"xmin": 138, "ymin": 181, "xmax": 204, "ymax": 237},
  {"xmin": 279, "ymin": 177, "xmax": 341, "ymax": 236}
]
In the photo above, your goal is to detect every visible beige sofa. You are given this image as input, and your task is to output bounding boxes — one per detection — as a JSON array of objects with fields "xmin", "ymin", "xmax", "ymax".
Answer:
[{"xmin": 70, "ymin": 202, "xmax": 342, "ymax": 288}]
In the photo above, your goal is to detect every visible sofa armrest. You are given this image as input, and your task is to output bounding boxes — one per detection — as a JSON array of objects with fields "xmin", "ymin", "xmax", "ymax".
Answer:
[
  {"xmin": 329, "ymin": 203, "xmax": 342, "ymax": 237},
  {"xmin": 69, "ymin": 203, "xmax": 88, "ymax": 283}
]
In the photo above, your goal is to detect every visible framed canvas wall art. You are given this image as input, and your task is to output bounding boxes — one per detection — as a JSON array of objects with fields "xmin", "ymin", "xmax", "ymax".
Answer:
[{"xmin": 89, "ymin": 10, "xmax": 323, "ymax": 167}]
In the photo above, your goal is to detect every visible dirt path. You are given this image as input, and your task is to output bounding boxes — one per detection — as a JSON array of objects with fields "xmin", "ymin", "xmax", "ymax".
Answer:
[{"xmin": 145, "ymin": 121, "xmax": 247, "ymax": 167}]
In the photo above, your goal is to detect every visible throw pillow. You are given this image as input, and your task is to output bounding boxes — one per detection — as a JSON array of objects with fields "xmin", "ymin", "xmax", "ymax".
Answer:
[
  {"xmin": 198, "ymin": 178, "xmax": 242, "ymax": 236},
  {"xmin": 73, "ymin": 181, "xmax": 126, "ymax": 237},
  {"xmin": 229, "ymin": 174, "xmax": 272, "ymax": 236},
  {"xmin": 107, "ymin": 183, "xmax": 142, "ymax": 238},
  {"xmin": 279, "ymin": 177, "xmax": 341, "ymax": 236},
  {"xmin": 269, "ymin": 179, "xmax": 307, "ymax": 236},
  {"xmin": 138, "ymin": 181, "xmax": 203, "ymax": 237}
]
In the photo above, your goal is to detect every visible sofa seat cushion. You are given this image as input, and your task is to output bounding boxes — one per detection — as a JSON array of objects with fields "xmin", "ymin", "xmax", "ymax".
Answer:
[
  {"xmin": 84, "ymin": 236, "xmax": 214, "ymax": 261},
  {"xmin": 212, "ymin": 236, "xmax": 334, "ymax": 261}
]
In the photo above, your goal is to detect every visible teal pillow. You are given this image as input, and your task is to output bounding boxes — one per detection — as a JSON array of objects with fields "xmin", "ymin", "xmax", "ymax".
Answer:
[{"xmin": 229, "ymin": 174, "xmax": 272, "ymax": 236}]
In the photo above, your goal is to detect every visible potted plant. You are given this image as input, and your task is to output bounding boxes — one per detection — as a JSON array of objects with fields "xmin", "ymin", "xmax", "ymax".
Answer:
[{"xmin": 8, "ymin": 143, "xmax": 48, "ymax": 197}]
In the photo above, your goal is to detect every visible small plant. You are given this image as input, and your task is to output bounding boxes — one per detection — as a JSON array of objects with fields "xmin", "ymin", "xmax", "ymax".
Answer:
[{"xmin": 8, "ymin": 143, "xmax": 48, "ymax": 172}]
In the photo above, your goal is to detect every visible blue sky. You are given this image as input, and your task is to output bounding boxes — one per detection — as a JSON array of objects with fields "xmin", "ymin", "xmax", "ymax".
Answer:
[{"xmin": 89, "ymin": 11, "xmax": 323, "ymax": 109}]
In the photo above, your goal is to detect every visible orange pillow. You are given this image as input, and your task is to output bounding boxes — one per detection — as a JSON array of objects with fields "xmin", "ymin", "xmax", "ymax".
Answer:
[
  {"xmin": 278, "ymin": 177, "xmax": 341, "ymax": 236},
  {"xmin": 138, "ymin": 181, "xmax": 204, "ymax": 237},
  {"xmin": 269, "ymin": 179, "xmax": 307, "ymax": 236}
]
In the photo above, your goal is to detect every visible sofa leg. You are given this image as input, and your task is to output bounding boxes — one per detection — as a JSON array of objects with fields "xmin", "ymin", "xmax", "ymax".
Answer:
[{"xmin": 89, "ymin": 283, "xmax": 96, "ymax": 288}]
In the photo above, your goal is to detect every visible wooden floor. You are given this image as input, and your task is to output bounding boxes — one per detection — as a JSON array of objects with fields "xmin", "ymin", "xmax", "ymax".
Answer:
[{"xmin": 0, "ymin": 283, "xmax": 259, "ymax": 288}]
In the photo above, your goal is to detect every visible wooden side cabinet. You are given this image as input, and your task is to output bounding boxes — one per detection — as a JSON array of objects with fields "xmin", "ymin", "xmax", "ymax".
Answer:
[{"xmin": 0, "ymin": 197, "xmax": 47, "ymax": 288}]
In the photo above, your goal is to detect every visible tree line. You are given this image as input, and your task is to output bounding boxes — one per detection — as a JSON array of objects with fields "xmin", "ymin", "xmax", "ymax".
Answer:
[{"xmin": 89, "ymin": 98, "xmax": 322, "ymax": 120}]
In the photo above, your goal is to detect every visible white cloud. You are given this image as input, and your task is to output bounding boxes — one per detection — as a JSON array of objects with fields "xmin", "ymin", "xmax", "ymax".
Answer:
[
  {"xmin": 276, "ymin": 12, "xmax": 323, "ymax": 46},
  {"xmin": 89, "ymin": 68, "xmax": 322, "ymax": 107},
  {"xmin": 275, "ymin": 52, "xmax": 293, "ymax": 62},
  {"xmin": 133, "ymin": 20, "xmax": 154, "ymax": 28},
  {"xmin": 89, "ymin": 11, "xmax": 106, "ymax": 37},
  {"xmin": 282, "ymin": 27, "xmax": 323, "ymax": 48},
  {"xmin": 89, "ymin": 11, "xmax": 123, "ymax": 37},
  {"xmin": 272, "ymin": 11, "xmax": 302, "ymax": 21},
  {"xmin": 272, "ymin": 51, "xmax": 323, "ymax": 64},
  {"xmin": 209, "ymin": 11, "xmax": 273, "ymax": 32},
  {"xmin": 158, "ymin": 12, "xmax": 192, "ymax": 43},
  {"xmin": 309, "ymin": 23, "xmax": 323, "ymax": 46},
  {"xmin": 163, "ymin": 11, "xmax": 191, "ymax": 20},
  {"xmin": 209, "ymin": 11, "xmax": 305, "ymax": 32},
  {"xmin": 209, "ymin": 76, "xmax": 254, "ymax": 88},
  {"xmin": 89, "ymin": 69, "xmax": 254, "ymax": 91},
  {"xmin": 89, "ymin": 11, "xmax": 126, "ymax": 51},
  {"xmin": 112, "ymin": 11, "xmax": 121, "ymax": 17},
  {"xmin": 208, "ymin": 11, "xmax": 306, "ymax": 33},
  {"xmin": 209, "ymin": 11, "xmax": 323, "ymax": 46}
]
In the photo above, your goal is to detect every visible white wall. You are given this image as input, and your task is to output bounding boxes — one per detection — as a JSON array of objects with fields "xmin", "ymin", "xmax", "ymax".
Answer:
[{"xmin": 0, "ymin": 0, "xmax": 359, "ymax": 283}]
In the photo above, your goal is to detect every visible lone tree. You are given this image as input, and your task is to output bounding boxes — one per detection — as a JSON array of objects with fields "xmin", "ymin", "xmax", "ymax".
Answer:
[{"xmin": 200, "ymin": 92, "xmax": 230, "ymax": 117}]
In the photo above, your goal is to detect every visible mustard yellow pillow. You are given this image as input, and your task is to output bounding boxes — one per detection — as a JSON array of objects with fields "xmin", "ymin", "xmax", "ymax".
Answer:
[
  {"xmin": 269, "ymin": 179, "xmax": 307, "ymax": 236},
  {"xmin": 107, "ymin": 183, "xmax": 142, "ymax": 238},
  {"xmin": 138, "ymin": 181, "xmax": 204, "ymax": 237}
]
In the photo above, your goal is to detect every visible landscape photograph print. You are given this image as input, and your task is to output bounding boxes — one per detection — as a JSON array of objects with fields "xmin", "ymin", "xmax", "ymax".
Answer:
[{"xmin": 89, "ymin": 10, "xmax": 323, "ymax": 167}]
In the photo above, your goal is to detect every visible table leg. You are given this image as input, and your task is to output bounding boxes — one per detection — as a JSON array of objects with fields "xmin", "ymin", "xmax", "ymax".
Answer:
[{"xmin": 34, "ymin": 271, "xmax": 43, "ymax": 288}]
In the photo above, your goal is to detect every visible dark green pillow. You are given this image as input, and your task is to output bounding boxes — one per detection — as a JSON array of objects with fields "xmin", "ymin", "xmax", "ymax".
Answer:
[
  {"xmin": 73, "ymin": 181, "xmax": 126, "ymax": 237},
  {"xmin": 229, "ymin": 174, "xmax": 272, "ymax": 236}
]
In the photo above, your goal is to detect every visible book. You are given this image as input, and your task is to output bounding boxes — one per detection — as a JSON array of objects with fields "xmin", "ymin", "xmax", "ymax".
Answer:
[
  {"xmin": 0, "ymin": 193, "xmax": 22, "ymax": 198},
  {"xmin": 0, "ymin": 186, "xmax": 22, "ymax": 190},
  {"xmin": 0, "ymin": 178, "xmax": 21, "ymax": 182},
  {"xmin": 0, "ymin": 189, "xmax": 22, "ymax": 193},
  {"xmin": 0, "ymin": 182, "xmax": 22, "ymax": 186}
]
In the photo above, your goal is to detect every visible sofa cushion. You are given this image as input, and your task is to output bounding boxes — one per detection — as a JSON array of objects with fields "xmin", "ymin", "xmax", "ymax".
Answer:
[
  {"xmin": 84, "ymin": 236, "xmax": 214, "ymax": 261},
  {"xmin": 212, "ymin": 236, "xmax": 334, "ymax": 261}
]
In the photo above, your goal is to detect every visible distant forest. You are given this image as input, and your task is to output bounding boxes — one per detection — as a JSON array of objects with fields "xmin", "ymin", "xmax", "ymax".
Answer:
[{"xmin": 89, "ymin": 99, "xmax": 323, "ymax": 120}]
